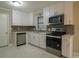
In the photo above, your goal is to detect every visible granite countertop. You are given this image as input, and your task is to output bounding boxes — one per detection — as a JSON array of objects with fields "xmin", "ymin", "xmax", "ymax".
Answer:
[
  {"xmin": 33, "ymin": 30, "xmax": 48, "ymax": 32},
  {"xmin": 12, "ymin": 30, "xmax": 48, "ymax": 33}
]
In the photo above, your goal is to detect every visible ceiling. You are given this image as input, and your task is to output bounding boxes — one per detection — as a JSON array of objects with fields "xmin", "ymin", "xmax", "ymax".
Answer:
[{"xmin": 0, "ymin": 1, "xmax": 62, "ymax": 13}]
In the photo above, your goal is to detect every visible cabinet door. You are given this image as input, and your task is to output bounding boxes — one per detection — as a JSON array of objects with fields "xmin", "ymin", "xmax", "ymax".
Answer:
[
  {"xmin": 12, "ymin": 10, "xmax": 22, "ymax": 26},
  {"xmin": 49, "ymin": 6, "xmax": 55, "ymax": 17},
  {"xmin": 28, "ymin": 13, "xmax": 34, "ymax": 26},
  {"xmin": 32, "ymin": 12, "xmax": 38, "ymax": 26},
  {"xmin": 34, "ymin": 33, "xmax": 40, "ymax": 46},
  {"xmin": 39, "ymin": 34, "xmax": 46, "ymax": 49},
  {"xmin": 62, "ymin": 35, "xmax": 73, "ymax": 57},
  {"xmin": 31, "ymin": 33, "xmax": 39, "ymax": 46},
  {"xmin": 32, "ymin": 33, "xmax": 37, "ymax": 45},
  {"xmin": 28, "ymin": 32, "xmax": 33, "ymax": 44},
  {"xmin": 55, "ymin": 2, "xmax": 64, "ymax": 15},
  {"xmin": 29, "ymin": 33, "xmax": 36, "ymax": 45},
  {"xmin": 22, "ymin": 12, "xmax": 34, "ymax": 26},
  {"xmin": 64, "ymin": 2, "xmax": 73, "ymax": 25},
  {"xmin": 12, "ymin": 10, "xmax": 34, "ymax": 26},
  {"xmin": 28, "ymin": 33, "xmax": 31, "ymax": 43},
  {"xmin": 30, "ymin": 33, "xmax": 35, "ymax": 44},
  {"xmin": 22, "ymin": 12, "xmax": 28, "ymax": 26},
  {"xmin": 43, "ymin": 7, "xmax": 50, "ymax": 25},
  {"xmin": 26, "ymin": 33, "xmax": 30, "ymax": 45},
  {"xmin": 49, "ymin": 2, "xmax": 64, "ymax": 16}
]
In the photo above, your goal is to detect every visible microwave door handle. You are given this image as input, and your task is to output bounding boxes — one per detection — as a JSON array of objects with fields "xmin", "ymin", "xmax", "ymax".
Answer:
[{"xmin": 59, "ymin": 16, "xmax": 60, "ymax": 23}]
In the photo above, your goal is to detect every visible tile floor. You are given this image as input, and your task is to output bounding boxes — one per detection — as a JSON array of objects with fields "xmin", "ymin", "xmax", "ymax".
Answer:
[{"xmin": 0, "ymin": 44, "xmax": 59, "ymax": 58}]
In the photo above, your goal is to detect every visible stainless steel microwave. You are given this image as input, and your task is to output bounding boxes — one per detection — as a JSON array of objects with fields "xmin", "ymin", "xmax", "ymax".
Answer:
[{"xmin": 49, "ymin": 14, "xmax": 64, "ymax": 24}]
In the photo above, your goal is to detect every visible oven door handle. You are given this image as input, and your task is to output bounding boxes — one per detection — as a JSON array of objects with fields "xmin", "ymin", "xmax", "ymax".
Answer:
[{"xmin": 46, "ymin": 35, "xmax": 61, "ymax": 39}]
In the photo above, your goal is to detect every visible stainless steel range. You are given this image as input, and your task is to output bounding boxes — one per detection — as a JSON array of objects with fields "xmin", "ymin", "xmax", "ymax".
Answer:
[{"xmin": 46, "ymin": 31, "xmax": 65, "ymax": 56}]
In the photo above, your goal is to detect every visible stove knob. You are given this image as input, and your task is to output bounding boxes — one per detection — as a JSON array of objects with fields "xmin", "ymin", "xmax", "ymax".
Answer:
[{"xmin": 57, "ymin": 44, "xmax": 60, "ymax": 47}]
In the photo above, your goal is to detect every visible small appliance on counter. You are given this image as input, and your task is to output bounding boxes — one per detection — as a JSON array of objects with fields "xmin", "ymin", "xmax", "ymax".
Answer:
[{"xmin": 46, "ymin": 14, "xmax": 66, "ymax": 56}]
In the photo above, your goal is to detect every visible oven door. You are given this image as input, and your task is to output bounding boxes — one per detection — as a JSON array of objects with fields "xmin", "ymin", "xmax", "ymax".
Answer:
[{"xmin": 46, "ymin": 36, "xmax": 61, "ymax": 51}]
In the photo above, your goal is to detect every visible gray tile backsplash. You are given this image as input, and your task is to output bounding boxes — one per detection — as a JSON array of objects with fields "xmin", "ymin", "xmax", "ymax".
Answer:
[
  {"xmin": 11, "ymin": 26, "xmax": 36, "ymax": 32},
  {"xmin": 11, "ymin": 25, "xmax": 74, "ymax": 35},
  {"xmin": 64, "ymin": 25, "xmax": 74, "ymax": 35}
]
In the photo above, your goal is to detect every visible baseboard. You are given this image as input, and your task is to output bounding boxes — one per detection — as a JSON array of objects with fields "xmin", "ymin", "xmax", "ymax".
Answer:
[
  {"xmin": 29, "ymin": 43, "xmax": 66, "ymax": 58},
  {"xmin": 74, "ymin": 52, "xmax": 79, "ymax": 56},
  {"xmin": 28, "ymin": 43, "xmax": 46, "ymax": 51},
  {"xmin": 8, "ymin": 43, "xmax": 14, "ymax": 46},
  {"xmin": 0, "ymin": 45, "xmax": 8, "ymax": 48}
]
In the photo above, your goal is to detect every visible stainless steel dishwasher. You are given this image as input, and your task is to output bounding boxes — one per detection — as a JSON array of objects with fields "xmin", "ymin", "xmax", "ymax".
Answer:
[{"xmin": 17, "ymin": 33, "xmax": 26, "ymax": 46}]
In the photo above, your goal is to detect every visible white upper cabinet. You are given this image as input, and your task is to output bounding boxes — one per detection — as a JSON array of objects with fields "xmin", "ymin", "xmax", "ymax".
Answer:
[
  {"xmin": 12, "ymin": 9, "xmax": 34, "ymax": 26},
  {"xmin": 43, "ymin": 2, "xmax": 64, "ymax": 25},
  {"xmin": 55, "ymin": 2, "xmax": 64, "ymax": 15},
  {"xmin": 43, "ymin": 2, "xmax": 74, "ymax": 25},
  {"xmin": 49, "ymin": 2, "xmax": 64, "ymax": 17},
  {"xmin": 22, "ymin": 12, "xmax": 33, "ymax": 26},
  {"xmin": 43, "ymin": 7, "xmax": 50, "ymax": 25},
  {"xmin": 64, "ymin": 2, "xmax": 74, "ymax": 25},
  {"xmin": 12, "ymin": 10, "xmax": 22, "ymax": 26},
  {"xmin": 21, "ymin": 12, "xmax": 27, "ymax": 26},
  {"xmin": 28, "ymin": 13, "xmax": 34, "ymax": 26}
]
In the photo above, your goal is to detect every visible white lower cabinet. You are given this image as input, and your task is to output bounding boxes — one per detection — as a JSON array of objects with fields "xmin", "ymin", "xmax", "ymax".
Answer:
[
  {"xmin": 62, "ymin": 35, "xmax": 73, "ymax": 58},
  {"xmin": 33, "ymin": 33, "xmax": 39, "ymax": 46},
  {"xmin": 39, "ymin": 34, "xmax": 46, "ymax": 49},
  {"xmin": 29, "ymin": 32, "xmax": 35, "ymax": 45},
  {"xmin": 28, "ymin": 32, "xmax": 46, "ymax": 49}
]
